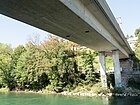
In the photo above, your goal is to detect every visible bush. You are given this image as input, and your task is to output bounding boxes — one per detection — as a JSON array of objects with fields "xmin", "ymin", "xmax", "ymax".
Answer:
[
  {"xmin": 0, "ymin": 87, "xmax": 9, "ymax": 93},
  {"xmin": 72, "ymin": 82, "xmax": 111, "ymax": 94},
  {"xmin": 45, "ymin": 85, "xmax": 54, "ymax": 91},
  {"xmin": 91, "ymin": 83, "xmax": 110, "ymax": 94}
]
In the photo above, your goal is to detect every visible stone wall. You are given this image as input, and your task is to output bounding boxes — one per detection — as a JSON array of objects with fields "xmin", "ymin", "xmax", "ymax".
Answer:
[
  {"xmin": 121, "ymin": 70, "xmax": 140, "ymax": 88},
  {"xmin": 120, "ymin": 58, "xmax": 133, "ymax": 70}
]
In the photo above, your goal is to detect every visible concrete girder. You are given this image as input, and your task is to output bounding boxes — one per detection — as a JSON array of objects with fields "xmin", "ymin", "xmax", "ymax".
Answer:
[
  {"xmin": 0, "ymin": 0, "xmax": 132, "ymax": 58},
  {"xmin": 60, "ymin": 0, "xmax": 129, "ymax": 58}
]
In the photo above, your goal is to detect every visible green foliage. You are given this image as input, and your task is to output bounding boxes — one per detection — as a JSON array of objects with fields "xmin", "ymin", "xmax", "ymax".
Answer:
[
  {"xmin": 106, "ymin": 56, "xmax": 113, "ymax": 70},
  {"xmin": 14, "ymin": 43, "xmax": 49, "ymax": 90},
  {"xmin": 78, "ymin": 49, "xmax": 99, "ymax": 85},
  {"xmin": 135, "ymin": 28, "xmax": 140, "ymax": 38},
  {"xmin": 131, "ymin": 28, "xmax": 140, "ymax": 68},
  {"xmin": 73, "ymin": 83, "xmax": 110, "ymax": 94},
  {"xmin": 0, "ymin": 43, "xmax": 15, "ymax": 90},
  {"xmin": 0, "ymin": 36, "xmax": 100, "ymax": 92}
]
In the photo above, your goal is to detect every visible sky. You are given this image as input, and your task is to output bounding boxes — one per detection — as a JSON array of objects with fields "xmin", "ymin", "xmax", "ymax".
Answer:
[
  {"xmin": 0, "ymin": 15, "xmax": 49, "ymax": 48},
  {"xmin": 107, "ymin": 0, "xmax": 140, "ymax": 36},
  {"xmin": 0, "ymin": 0, "xmax": 140, "ymax": 47}
]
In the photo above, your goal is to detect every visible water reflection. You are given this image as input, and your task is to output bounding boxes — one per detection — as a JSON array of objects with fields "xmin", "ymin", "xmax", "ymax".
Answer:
[
  {"xmin": 102, "ymin": 97, "xmax": 109, "ymax": 105},
  {"xmin": 109, "ymin": 97, "xmax": 140, "ymax": 105},
  {"xmin": 1, "ymin": 93, "xmax": 140, "ymax": 105}
]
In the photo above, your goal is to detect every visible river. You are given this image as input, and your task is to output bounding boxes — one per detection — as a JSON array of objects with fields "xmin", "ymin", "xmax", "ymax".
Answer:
[{"xmin": 0, "ymin": 93, "xmax": 140, "ymax": 105}]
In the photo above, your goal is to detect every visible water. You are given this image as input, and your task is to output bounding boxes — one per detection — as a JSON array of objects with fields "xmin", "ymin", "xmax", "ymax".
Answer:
[{"xmin": 0, "ymin": 93, "xmax": 140, "ymax": 105}]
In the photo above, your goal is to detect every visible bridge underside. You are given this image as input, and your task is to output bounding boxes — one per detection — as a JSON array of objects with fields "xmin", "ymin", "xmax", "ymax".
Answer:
[{"xmin": 0, "ymin": 0, "xmax": 132, "ymax": 58}]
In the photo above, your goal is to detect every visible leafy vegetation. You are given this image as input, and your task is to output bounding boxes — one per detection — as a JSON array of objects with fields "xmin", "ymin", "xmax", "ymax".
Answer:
[
  {"xmin": 135, "ymin": 28, "xmax": 140, "ymax": 59},
  {"xmin": 131, "ymin": 27, "xmax": 140, "ymax": 69},
  {"xmin": 0, "ymin": 36, "xmax": 102, "ymax": 92}
]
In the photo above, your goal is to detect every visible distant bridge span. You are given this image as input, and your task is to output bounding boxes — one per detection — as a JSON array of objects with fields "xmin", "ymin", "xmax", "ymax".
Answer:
[{"xmin": 0, "ymin": 0, "xmax": 133, "ymax": 87}]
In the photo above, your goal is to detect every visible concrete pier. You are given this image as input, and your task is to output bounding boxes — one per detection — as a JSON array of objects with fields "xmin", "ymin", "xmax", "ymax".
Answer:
[
  {"xmin": 112, "ymin": 50, "xmax": 122, "ymax": 87},
  {"xmin": 99, "ymin": 51, "xmax": 107, "ymax": 88}
]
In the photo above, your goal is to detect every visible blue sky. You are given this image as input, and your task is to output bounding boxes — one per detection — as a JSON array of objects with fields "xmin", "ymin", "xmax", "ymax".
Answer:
[
  {"xmin": 107, "ymin": 0, "xmax": 140, "ymax": 36},
  {"xmin": 0, "ymin": 15, "xmax": 49, "ymax": 47},
  {"xmin": 0, "ymin": 0, "xmax": 140, "ymax": 47}
]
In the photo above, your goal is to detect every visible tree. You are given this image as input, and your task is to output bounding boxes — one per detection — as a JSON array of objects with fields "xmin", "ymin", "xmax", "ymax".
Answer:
[
  {"xmin": 78, "ymin": 49, "xmax": 99, "ymax": 85},
  {"xmin": 132, "ymin": 28, "xmax": 140, "ymax": 68},
  {"xmin": 0, "ymin": 43, "xmax": 14, "ymax": 90},
  {"xmin": 14, "ymin": 42, "xmax": 49, "ymax": 90},
  {"xmin": 0, "ymin": 35, "xmax": 101, "ymax": 92},
  {"xmin": 135, "ymin": 28, "xmax": 140, "ymax": 37}
]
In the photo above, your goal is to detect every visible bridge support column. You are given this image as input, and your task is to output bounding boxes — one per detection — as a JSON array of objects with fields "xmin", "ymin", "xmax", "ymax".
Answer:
[
  {"xmin": 99, "ymin": 51, "xmax": 107, "ymax": 88},
  {"xmin": 112, "ymin": 50, "xmax": 122, "ymax": 87}
]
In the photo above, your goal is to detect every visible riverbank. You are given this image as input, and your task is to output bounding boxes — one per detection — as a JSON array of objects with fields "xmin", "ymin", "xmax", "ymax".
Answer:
[
  {"xmin": 0, "ymin": 87, "xmax": 112, "ymax": 97},
  {"xmin": 10, "ymin": 90, "xmax": 140, "ymax": 97},
  {"xmin": 1, "ymin": 86, "xmax": 140, "ymax": 97},
  {"xmin": 8, "ymin": 89, "xmax": 113, "ymax": 97},
  {"xmin": 8, "ymin": 90, "xmax": 140, "ymax": 97}
]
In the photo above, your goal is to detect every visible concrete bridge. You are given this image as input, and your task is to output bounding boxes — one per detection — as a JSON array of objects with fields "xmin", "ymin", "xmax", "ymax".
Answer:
[{"xmin": 0, "ymin": 0, "xmax": 133, "ymax": 88}]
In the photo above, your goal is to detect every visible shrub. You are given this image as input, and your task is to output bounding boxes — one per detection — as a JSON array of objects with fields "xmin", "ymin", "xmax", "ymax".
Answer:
[{"xmin": 0, "ymin": 87, "xmax": 9, "ymax": 93}]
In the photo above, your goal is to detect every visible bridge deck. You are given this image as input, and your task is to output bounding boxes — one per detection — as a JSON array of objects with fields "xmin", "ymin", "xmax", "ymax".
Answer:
[{"xmin": 0, "ymin": 0, "xmax": 133, "ymax": 58}]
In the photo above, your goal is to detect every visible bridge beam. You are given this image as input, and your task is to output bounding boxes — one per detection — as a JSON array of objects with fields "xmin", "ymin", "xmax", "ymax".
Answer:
[
  {"xmin": 112, "ymin": 50, "xmax": 122, "ymax": 87},
  {"xmin": 99, "ymin": 51, "xmax": 107, "ymax": 88},
  {"xmin": 0, "ymin": 0, "xmax": 132, "ymax": 58},
  {"xmin": 60, "ymin": 0, "xmax": 129, "ymax": 58}
]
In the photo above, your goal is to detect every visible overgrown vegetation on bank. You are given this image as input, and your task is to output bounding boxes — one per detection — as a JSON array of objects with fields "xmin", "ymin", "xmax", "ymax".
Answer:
[{"xmin": 0, "ymin": 35, "xmax": 105, "ymax": 92}]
